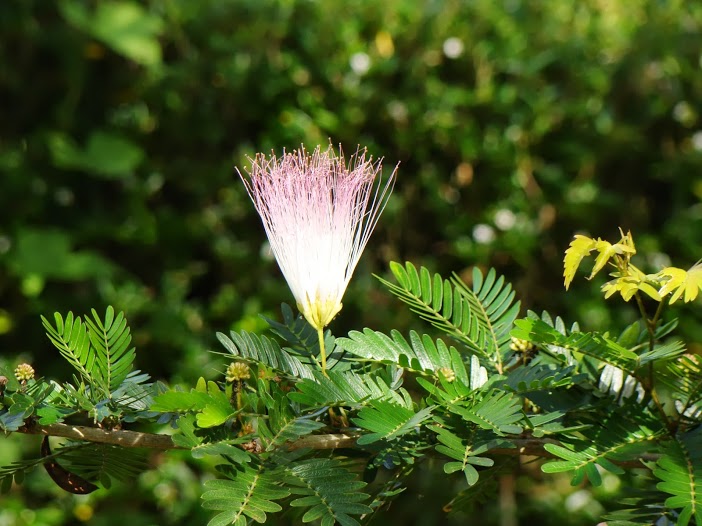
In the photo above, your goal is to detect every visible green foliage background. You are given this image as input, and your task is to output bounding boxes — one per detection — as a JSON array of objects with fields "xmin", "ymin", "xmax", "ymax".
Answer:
[{"xmin": 1, "ymin": 0, "xmax": 702, "ymax": 524}]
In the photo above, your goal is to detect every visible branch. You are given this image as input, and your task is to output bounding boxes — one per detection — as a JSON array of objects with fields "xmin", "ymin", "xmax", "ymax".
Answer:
[
  {"xmin": 18, "ymin": 422, "xmax": 183, "ymax": 450},
  {"xmin": 13, "ymin": 423, "xmax": 660, "ymax": 467}
]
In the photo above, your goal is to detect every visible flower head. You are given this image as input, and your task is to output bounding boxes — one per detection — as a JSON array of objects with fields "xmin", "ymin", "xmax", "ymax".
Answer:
[
  {"xmin": 226, "ymin": 362, "xmax": 251, "ymax": 383},
  {"xmin": 14, "ymin": 363, "xmax": 35, "ymax": 383},
  {"xmin": 239, "ymin": 144, "xmax": 396, "ymax": 331}
]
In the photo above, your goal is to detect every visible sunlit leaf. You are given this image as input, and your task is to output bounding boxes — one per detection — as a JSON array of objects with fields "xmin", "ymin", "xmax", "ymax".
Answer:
[
  {"xmin": 658, "ymin": 262, "xmax": 702, "ymax": 303},
  {"xmin": 563, "ymin": 235, "xmax": 596, "ymax": 289}
]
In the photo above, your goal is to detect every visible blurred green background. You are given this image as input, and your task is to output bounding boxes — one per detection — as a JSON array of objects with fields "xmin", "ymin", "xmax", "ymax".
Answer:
[{"xmin": 1, "ymin": 0, "xmax": 701, "ymax": 524}]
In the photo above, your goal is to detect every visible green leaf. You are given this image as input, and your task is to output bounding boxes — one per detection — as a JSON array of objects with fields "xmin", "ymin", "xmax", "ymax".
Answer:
[
  {"xmin": 84, "ymin": 307, "xmax": 136, "ymax": 392},
  {"xmin": 353, "ymin": 401, "xmax": 434, "ymax": 445},
  {"xmin": 602, "ymin": 494, "xmax": 683, "ymax": 526},
  {"xmin": 377, "ymin": 263, "xmax": 520, "ymax": 369},
  {"xmin": 338, "ymin": 329, "xmax": 468, "ymax": 382},
  {"xmin": 9, "ymin": 228, "xmax": 113, "ymax": 281},
  {"xmin": 203, "ymin": 464, "xmax": 290, "ymax": 525},
  {"xmin": 191, "ymin": 442, "xmax": 251, "ymax": 463},
  {"xmin": 512, "ymin": 318, "xmax": 638, "ymax": 372},
  {"xmin": 48, "ymin": 131, "xmax": 145, "ymax": 178},
  {"xmin": 654, "ymin": 428, "xmax": 702, "ymax": 525},
  {"xmin": 59, "ymin": 443, "xmax": 148, "ymax": 486},
  {"xmin": 282, "ymin": 458, "xmax": 371, "ymax": 526},
  {"xmin": 658, "ymin": 355, "xmax": 702, "ymax": 420},
  {"xmin": 500, "ymin": 363, "xmax": 580, "ymax": 395},
  {"xmin": 542, "ymin": 407, "xmax": 662, "ymax": 486},
  {"xmin": 216, "ymin": 331, "xmax": 316, "ymax": 380},
  {"xmin": 288, "ymin": 369, "xmax": 405, "ymax": 409},
  {"xmin": 36, "ymin": 405, "xmax": 76, "ymax": 425},
  {"xmin": 196, "ymin": 383, "xmax": 236, "ymax": 428},
  {"xmin": 150, "ymin": 389, "xmax": 211, "ymax": 413},
  {"xmin": 415, "ymin": 357, "xmax": 490, "ymax": 407},
  {"xmin": 41, "ymin": 307, "xmax": 136, "ymax": 402},
  {"xmin": 59, "ymin": 1, "xmax": 163, "ymax": 67},
  {"xmin": 42, "ymin": 312, "xmax": 99, "ymax": 393},
  {"xmin": 431, "ymin": 425, "xmax": 497, "ymax": 486},
  {"xmin": 257, "ymin": 401, "xmax": 325, "ymax": 452},
  {"xmin": 448, "ymin": 390, "xmax": 523, "ymax": 436}
]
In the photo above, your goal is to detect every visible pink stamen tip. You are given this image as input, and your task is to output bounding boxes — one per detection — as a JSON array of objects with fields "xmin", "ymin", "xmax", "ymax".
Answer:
[{"xmin": 238, "ymin": 144, "xmax": 397, "ymax": 329}]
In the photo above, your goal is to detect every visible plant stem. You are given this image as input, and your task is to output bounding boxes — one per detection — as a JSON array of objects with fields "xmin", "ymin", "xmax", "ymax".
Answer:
[
  {"xmin": 317, "ymin": 326, "xmax": 328, "ymax": 376},
  {"xmin": 650, "ymin": 300, "xmax": 666, "ymax": 333},
  {"xmin": 634, "ymin": 293, "xmax": 654, "ymax": 340},
  {"xmin": 633, "ymin": 294, "xmax": 673, "ymax": 430}
]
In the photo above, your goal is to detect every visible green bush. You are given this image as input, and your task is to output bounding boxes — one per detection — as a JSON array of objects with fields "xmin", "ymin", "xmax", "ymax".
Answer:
[{"xmin": 1, "ymin": 1, "xmax": 702, "ymax": 524}]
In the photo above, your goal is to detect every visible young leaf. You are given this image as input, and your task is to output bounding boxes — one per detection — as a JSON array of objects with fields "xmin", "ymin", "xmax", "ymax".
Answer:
[
  {"xmin": 196, "ymin": 382, "xmax": 236, "ymax": 428},
  {"xmin": 563, "ymin": 235, "xmax": 597, "ymax": 289},
  {"xmin": 83, "ymin": 307, "xmax": 135, "ymax": 392},
  {"xmin": 42, "ymin": 313, "xmax": 97, "ymax": 391},
  {"xmin": 658, "ymin": 262, "xmax": 702, "ymax": 304},
  {"xmin": 150, "ymin": 387, "xmax": 211, "ymax": 413}
]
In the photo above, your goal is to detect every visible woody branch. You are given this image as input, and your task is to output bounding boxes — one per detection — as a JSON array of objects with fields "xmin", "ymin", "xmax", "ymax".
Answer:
[{"xmin": 16, "ymin": 422, "xmax": 658, "ymax": 467}]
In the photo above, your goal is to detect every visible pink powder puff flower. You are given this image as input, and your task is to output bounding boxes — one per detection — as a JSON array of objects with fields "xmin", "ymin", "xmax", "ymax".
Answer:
[{"xmin": 238, "ymin": 144, "xmax": 397, "ymax": 372}]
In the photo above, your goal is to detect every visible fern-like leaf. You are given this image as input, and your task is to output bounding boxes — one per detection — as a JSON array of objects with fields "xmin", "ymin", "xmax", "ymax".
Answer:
[
  {"xmin": 41, "ymin": 308, "xmax": 136, "ymax": 400},
  {"xmin": 563, "ymin": 235, "xmax": 597, "ymax": 289},
  {"xmin": 442, "ymin": 468, "xmax": 501, "ymax": 517},
  {"xmin": 415, "ymin": 355, "xmax": 490, "ymax": 407},
  {"xmin": 353, "ymin": 401, "xmax": 434, "ymax": 445},
  {"xmin": 377, "ymin": 262, "xmax": 519, "ymax": 370},
  {"xmin": 512, "ymin": 318, "xmax": 638, "ymax": 372},
  {"xmin": 282, "ymin": 458, "xmax": 372, "ymax": 526},
  {"xmin": 501, "ymin": 363, "xmax": 581, "ymax": 395},
  {"xmin": 658, "ymin": 355, "xmax": 702, "ymax": 423},
  {"xmin": 429, "ymin": 425, "xmax": 497, "ymax": 486},
  {"xmin": 59, "ymin": 442, "xmax": 147, "ymax": 488},
  {"xmin": 544, "ymin": 407, "xmax": 663, "ymax": 486},
  {"xmin": 0, "ymin": 442, "xmax": 88, "ymax": 492},
  {"xmin": 654, "ymin": 427, "xmax": 702, "ymax": 526},
  {"xmin": 42, "ymin": 312, "xmax": 96, "ymax": 390},
  {"xmin": 83, "ymin": 307, "xmax": 135, "ymax": 392},
  {"xmin": 169, "ymin": 415, "xmax": 251, "ymax": 463},
  {"xmin": 216, "ymin": 330, "xmax": 315, "ymax": 380},
  {"xmin": 257, "ymin": 399, "xmax": 325, "ymax": 451},
  {"xmin": 602, "ymin": 493, "xmax": 679, "ymax": 526},
  {"xmin": 202, "ymin": 464, "xmax": 291, "ymax": 526},
  {"xmin": 338, "ymin": 329, "xmax": 468, "ymax": 383},
  {"xmin": 448, "ymin": 390, "xmax": 524, "ymax": 436},
  {"xmin": 288, "ymin": 370, "xmax": 407, "ymax": 409},
  {"xmin": 657, "ymin": 262, "xmax": 702, "ymax": 304}
]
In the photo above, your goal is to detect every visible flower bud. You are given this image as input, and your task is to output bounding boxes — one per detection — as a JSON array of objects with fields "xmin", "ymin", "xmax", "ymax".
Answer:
[
  {"xmin": 437, "ymin": 367, "xmax": 456, "ymax": 383},
  {"xmin": 510, "ymin": 337, "xmax": 534, "ymax": 353}
]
